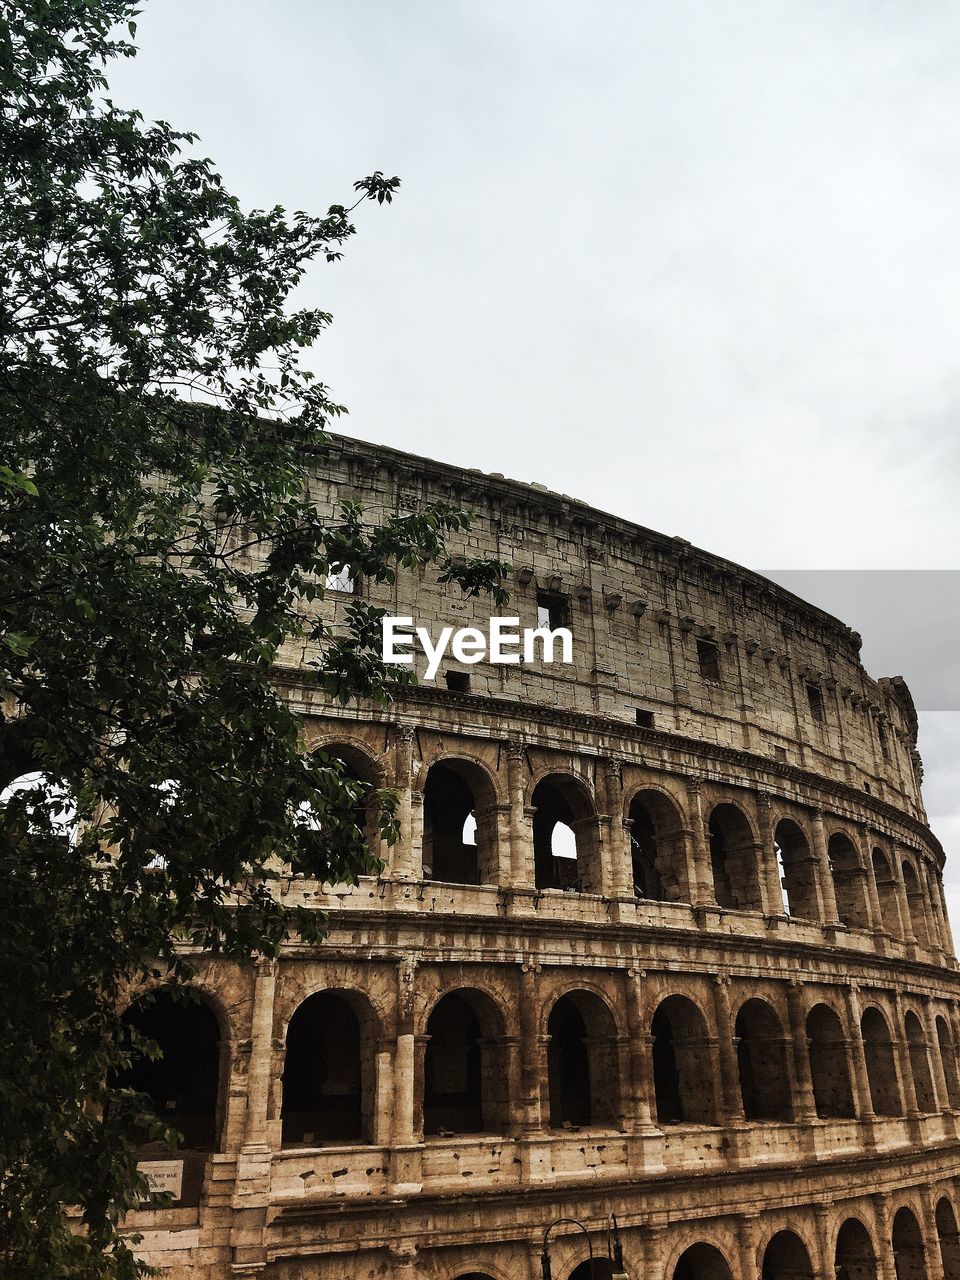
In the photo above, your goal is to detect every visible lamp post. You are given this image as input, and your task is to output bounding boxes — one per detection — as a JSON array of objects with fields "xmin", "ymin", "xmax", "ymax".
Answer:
[{"xmin": 539, "ymin": 1215, "xmax": 628, "ymax": 1279}]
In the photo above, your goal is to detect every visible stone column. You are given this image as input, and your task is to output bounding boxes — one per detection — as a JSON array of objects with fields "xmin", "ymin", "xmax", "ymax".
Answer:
[
  {"xmin": 506, "ymin": 740, "xmax": 535, "ymax": 890},
  {"xmin": 936, "ymin": 871, "xmax": 957, "ymax": 957},
  {"xmin": 872, "ymin": 1194, "xmax": 896, "ymax": 1280},
  {"xmin": 687, "ymin": 779, "xmax": 715, "ymax": 906},
  {"xmin": 843, "ymin": 985, "xmax": 877, "ymax": 1128},
  {"xmin": 811, "ymin": 810, "xmax": 840, "ymax": 925},
  {"xmin": 919, "ymin": 1194, "xmax": 945, "ymax": 1280},
  {"xmin": 892, "ymin": 990, "xmax": 921, "ymax": 1117},
  {"xmin": 712, "ymin": 976, "xmax": 743, "ymax": 1122},
  {"xmin": 812, "ymin": 1204, "xmax": 837, "ymax": 1280},
  {"xmin": 785, "ymin": 980, "xmax": 818, "ymax": 1123},
  {"xmin": 736, "ymin": 1213, "xmax": 762, "ymax": 1280},
  {"xmin": 391, "ymin": 726, "xmax": 418, "ymax": 880},
  {"xmin": 862, "ymin": 837, "xmax": 885, "ymax": 933},
  {"xmin": 918, "ymin": 861, "xmax": 943, "ymax": 954},
  {"xmin": 756, "ymin": 792, "xmax": 787, "ymax": 917},
  {"xmin": 242, "ymin": 958, "xmax": 277, "ymax": 1151},
  {"xmin": 518, "ymin": 961, "xmax": 543, "ymax": 1132},
  {"xmin": 390, "ymin": 955, "xmax": 422, "ymax": 1193},
  {"xmin": 603, "ymin": 757, "xmax": 634, "ymax": 899},
  {"xmin": 922, "ymin": 862, "xmax": 948, "ymax": 956},
  {"xmin": 624, "ymin": 969, "xmax": 656, "ymax": 1131}
]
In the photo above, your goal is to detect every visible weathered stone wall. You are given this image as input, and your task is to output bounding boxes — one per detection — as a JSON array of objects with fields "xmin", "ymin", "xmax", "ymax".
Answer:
[{"xmin": 124, "ymin": 435, "xmax": 960, "ymax": 1280}]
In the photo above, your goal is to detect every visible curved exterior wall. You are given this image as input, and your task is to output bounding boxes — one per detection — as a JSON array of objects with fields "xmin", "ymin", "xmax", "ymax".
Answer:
[{"xmin": 128, "ymin": 435, "xmax": 960, "ymax": 1280}]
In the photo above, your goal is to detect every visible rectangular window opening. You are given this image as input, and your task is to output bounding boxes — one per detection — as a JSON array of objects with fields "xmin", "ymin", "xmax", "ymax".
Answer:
[
  {"xmin": 806, "ymin": 682, "xmax": 824, "ymax": 722},
  {"xmin": 325, "ymin": 565, "xmax": 356, "ymax": 594},
  {"xmin": 696, "ymin": 638, "xmax": 721, "ymax": 682},
  {"xmin": 635, "ymin": 708, "xmax": 655, "ymax": 729},
  {"xmin": 536, "ymin": 590, "xmax": 571, "ymax": 631},
  {"xmin": 445, "ymin": 671, "xmax": 471, "ymax": 693}
]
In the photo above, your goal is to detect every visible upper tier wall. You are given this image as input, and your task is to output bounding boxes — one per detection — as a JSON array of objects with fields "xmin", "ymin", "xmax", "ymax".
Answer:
[{"xmin": 296, "ymin": 434, "xmax": 925, "ymax": 821}]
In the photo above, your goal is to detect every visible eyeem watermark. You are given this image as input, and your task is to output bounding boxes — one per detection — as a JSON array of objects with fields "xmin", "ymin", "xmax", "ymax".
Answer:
[{"xmin": 383, "ymin": 616, "xmax": 573, "ymax": 681}]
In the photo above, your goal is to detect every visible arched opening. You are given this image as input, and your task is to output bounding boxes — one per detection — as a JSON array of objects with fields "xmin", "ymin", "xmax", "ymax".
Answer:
[
  {"xmin": 0, "ymin": 770, "xmax": 77, "ymax": 844},
  {"xmin": 281, "ymin": 990, "xmax": 373, "ymax": 1146},
  {"xmin": 424, "ymin": 989, "xmax": 508, "ymax": 1136},
  {"xmin": 936, "ymin": 1198, "xmax": 960, "ymax": 1280},
  {"xmin": 901, "ymin": 861, "xmax": 931, "ymax": 947},
  {"xmin": 774, "ymin": 819, "xmax": 819, "ymax": 920},
  {"xmin": 835, "ymin": 1218, "xmax": 878, "ymax": 1280},
  {"xmin": 762, "ymin": 1231, "xmax": 814, "ymax": 1280},
  {"xmin": 829, "ymin": 833, "xmax": 871, "ymax": 931},
  {"xmin": 423, "ymin": 760, "xmax": 497, "ymax": 885},
  {"xmin": 872, "ymin": 848, "xmax": 903, "ymax": 937},
  {"xmin": 905, "ymin": 1011, "xmax": 936, "ymax": 1113},
  {"xmin": 892, "ymin": 1207, "xmax": 928, "ymax": 1280},
  {"xmin": 673, "ymin": 1243, "xmax": 734, "ymax": 1280},
  {"xmin": 861, "ymin": 1007, "xmax": 903, "ymax": 1116},
  {"xmin": 118, "ymin": 989, "xmax": 222, "ymax": 1152},
  {"xmin": 533, "ymin": 775, "xmax": 600, "ymax": 894},
  {"xmin": 735, "ymin": 999, "xmax": 792, "ymax": 1121},
  {"xmin": 547, "ymin": 990, "xmax": 620, "ymax": 1129},
  {"xmin": 568, "ymin": 1262, "xmax": 614, "ymax": 1280},
  {"xmin": 936, "ymin": 1016, "xmax": 960, "ymax": 1109},
  {"xmin": 627, "ymin": 790, "xmax": 689, "ymax": 902},
  {"xmin": 312, "ymin": 743, "xmax": 381, "ymax": 855},
  {"xmin": 651, "ymin": 995, "xmax": 717, "ymax": 1125},
  {"xmin": 708, "ymin": 803, "xmax": 762, "ymax": 911},
  {"xmin": 806, "ymin": 1003, "xmax": 855, "ymax": 1119}
]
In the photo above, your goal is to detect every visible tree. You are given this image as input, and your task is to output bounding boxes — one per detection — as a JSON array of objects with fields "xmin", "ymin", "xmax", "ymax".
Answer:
[{"xmin": 0, "ymin": 3, "xmax": 507, "ymax": 1275}]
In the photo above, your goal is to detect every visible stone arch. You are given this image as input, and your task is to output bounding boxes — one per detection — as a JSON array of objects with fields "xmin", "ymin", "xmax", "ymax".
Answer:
[
  {"xmin": 568, "ymin": 1263, "xmax": 614, "ymax": 1280},
  {"xmin": 707, "ymin": 801, "xmax": 762, "ymax": 911},
  {"xmin": 280, "ymin": 987, "xmax": 378, "ymax": 1146},
  {"xmin": 892, "ymin": 1206, "xmax": 928, "ymax": 1280},
  {"xmin": 835, "ymin": 1218, "xmax": 878, "ymax": 1280},
  {"xmin": 423, "ymin": 988, "xmax": 509, "ymax": 1136},
  {"xmin": 861, "ymin": 1006, "xmax": 903, "ymax": 1116},
  {"xmin": 904, "ymin": 1009, "xmax": 937, "ymax": 1113},
  {"xmin": 871, "ymin": 847, "xmax": 903, "ymax": 937},
  {"xmin": 936, "ymin": 1197, "xmax": 960, "ymax": 1280},
  {"xmin": 829, "ymin": 832, "xmax": 871, "ymax": 931},
  {"xmin": 312, "ymin": 739, "xmax": 384, "ymax": 853},
  {"xmin": 422, "ymin": 757, "xmax": 499, "ymax": 886},
  {"xmin": 735, "ymin": 998, "xmax": 793, "ymax": 1121},
  {"xmin": 672, "ymin": 1243, "xmax": 735, "ymax": 1280},
  {"xmin": 761, "ymin": 1230, "xmax": 814, "ymax": 1280},
  {"xmin": 651, "ymin": 994, "xmax": 717, "ymax": 1125},
  {"xmin": 774, "ymin": 818, "xmax": 819, "ymax": 920},
  {"xmin": 936, "ymin": 1016, "xmax": 960, "ymax": 1109},
  {"xmin": 806, "ymin": 1003, "xmax": 856, "ymax": 1119},
  {"xmin": 626, "ymin": 786, "xmax": 690, "ymax": 903},
  {"xmin": 532, "ymin": 772, "xmax": 601, "ymax": 895},
  {"xmin": 901, "ymin": 859, "xmax": 931, "ymax": 947},
  {"xmin": 546, "ymin": 989, "xmax": 621, "ymax": 1129},
  {"xmin": 117, "ymin": 987, "xmax": 225, "ymax": 1153}
]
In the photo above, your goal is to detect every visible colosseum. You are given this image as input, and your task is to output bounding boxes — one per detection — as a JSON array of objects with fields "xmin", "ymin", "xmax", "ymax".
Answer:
[{"xmin": 122, "ymin": 433, "xmax": 960, "ymax": 1280}]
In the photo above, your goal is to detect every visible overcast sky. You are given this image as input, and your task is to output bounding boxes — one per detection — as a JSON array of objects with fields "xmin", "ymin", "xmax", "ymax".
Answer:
[{"xmin": 107, "ymin": 0, "xmax": 960, "ymax": 924}]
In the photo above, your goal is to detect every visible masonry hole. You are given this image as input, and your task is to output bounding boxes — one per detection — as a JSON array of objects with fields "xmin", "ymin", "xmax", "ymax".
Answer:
[
  {"xmin": 761, "ymin": 1230, "xmax": 814, "ymax": 1280},
  {"xmin": 936, "ymin": 1198, "xmax": 960, "ymax": 1280},
  {"xmin": 829, "ymin": 833, "xmax": 871, "ymax": 931},
  {"xmin": 806, "ymin": 1003, "xmax": 855, "ymax": 1119},
  {"xmin": 892, "ymin": 1207, "xmax": 928, "ymax": 1280},
  {"xmin": 424, "ymin": 989, "xmax": 507, "ymax": 1137},
  {"xmin": 774, "ymin": 819, "xmax": 819, "ymax": 920},
  {"xmin": 735, "ymin": 998, "xmax": 792, "ymax": 1121},
  {"xmin": 547, "ymin": 990, "xmax": 620, "ymax": 1129},
  {"xmin": 650, "ymin": 995, "xmax": 716, "ymax": 1125},
  {"xmin": 281, "ymin": 990, "xmax": 372, "ymax": 1146},
  {"xmin": 533, "ymin": 775, "xmax": 599, "ymax": 894},
  {"xmin": 835, "ymin": 1218, "xmax": 878, "ymax": 1280},
  {"xmin": 118, "ymin": 989, "xmax": 222, "ymax": 1152},
  {"xmin": 905, "ymin": 1010, "xmax": 937, "ymax": 1113},
  {"xmin": 861, "ymin": 1007, "xmax": 903, "ymax": 1116},
  {"xmin": 708, "ymin": 803, "xmax": 762, "ymax": 911}
]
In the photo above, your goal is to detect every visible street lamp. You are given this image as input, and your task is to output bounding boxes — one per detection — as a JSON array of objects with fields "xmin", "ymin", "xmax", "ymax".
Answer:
[{"xmin": 540, "ymin": 1214, "xmax": 627, "ymax": 1279}]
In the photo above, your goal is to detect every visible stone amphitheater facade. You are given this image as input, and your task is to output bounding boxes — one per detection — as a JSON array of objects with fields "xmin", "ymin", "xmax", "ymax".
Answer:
[{"xmin": 125, "ymin": 435, "xmax": 960, "ymax": 1280}]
